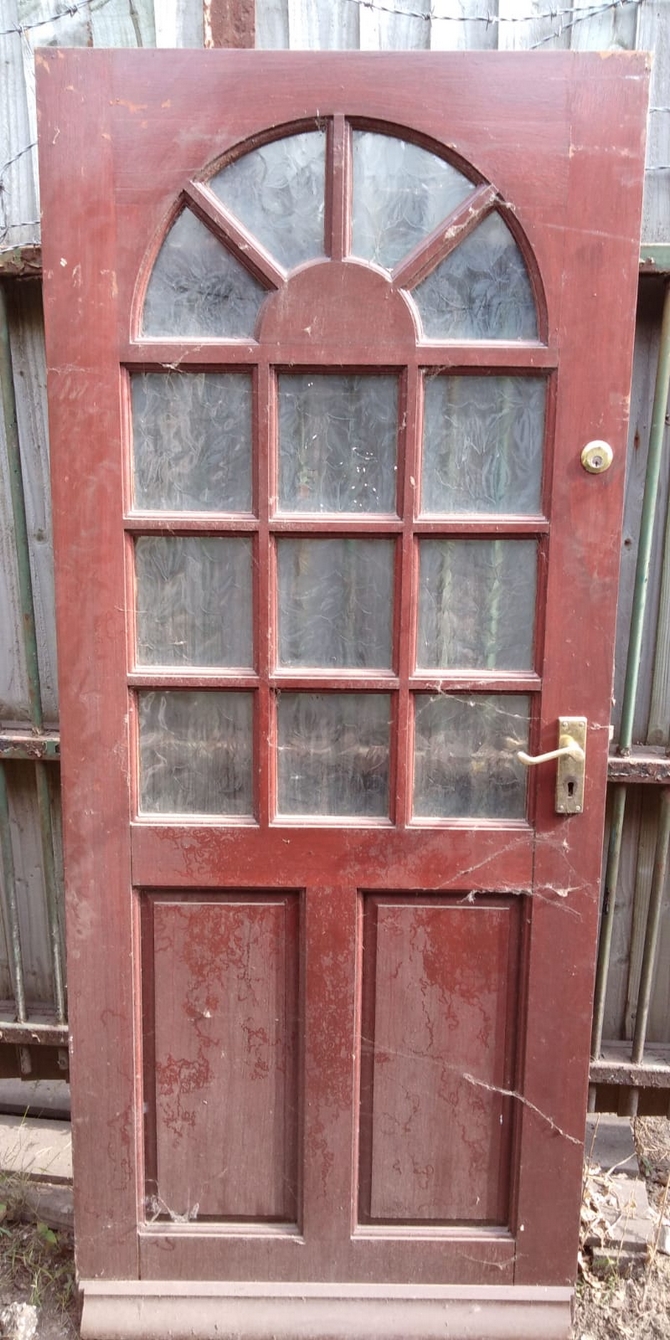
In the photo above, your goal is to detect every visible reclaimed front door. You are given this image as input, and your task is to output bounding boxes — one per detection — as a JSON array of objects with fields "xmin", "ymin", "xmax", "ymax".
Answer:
[{"xmin": 38, "ymin": 50, "xmax": 647, "ymax": 1340}]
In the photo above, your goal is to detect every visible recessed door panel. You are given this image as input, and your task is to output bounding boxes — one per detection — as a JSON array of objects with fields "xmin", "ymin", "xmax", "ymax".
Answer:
[
  {"xmin": 145, "ymin": 893, "xmax": 299, "ymax": 1222},
  {"xmin": 361, "ymin": 897, "xmax": 519, "ymax": 1224}
]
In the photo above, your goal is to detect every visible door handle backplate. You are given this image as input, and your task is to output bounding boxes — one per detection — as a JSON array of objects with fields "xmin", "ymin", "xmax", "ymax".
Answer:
[{"xmin": 517, "ymin": 717, "xmax": 587, "ymax": 815}]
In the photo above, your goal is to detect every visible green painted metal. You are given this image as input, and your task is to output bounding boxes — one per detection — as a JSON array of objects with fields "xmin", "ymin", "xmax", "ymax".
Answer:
[
  {"xmin": 0, "ymin": 761, "xmax": 27, "ymax": 1023},
  {"xmin": 0, "ymin": 732, "xmax": 60, "ymax": 761},
  {"xmin": 640, "ymin": 245, "xmax": 670, "ymax": 274}
]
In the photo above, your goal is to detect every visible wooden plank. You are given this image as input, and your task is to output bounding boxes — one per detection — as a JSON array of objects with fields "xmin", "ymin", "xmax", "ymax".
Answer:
[
  {"xmin": 155, "ymin": 0, "xmax": 203, "ymax": 47},
  {"xmin": 429, "ymin": 0, "xmax": 497, "ymax": 52},
  {"xmin": 255, "ymin": 0, "xmax": 290, "ymax": 48},
  {"xmin": 0, "ymin": 246, "xmax": 41, "ymax": 278},
  {"xmin": 8, "ymin": 281, "xmax": 58, "ymax": 724},
  {"xmin": 623, "ymin": 787, "xmax": 658, "ymax": 1037},
  {"xmin": 0, "ymin": 1, "xmax": 39, "ymax": 251},
  {"xmin": 496, "ymin": 0, "xmax": 569, "ymax": 52},
  {"xmin": 285, "ymin": 0, "xmax": 359, "ymax": 49},
  {"xmin": 612, "ymin": 278, "xmax": 669, "ymax": 746},
  {"xmin": 569, "ymin": 0, "xmax": 637, "ymax": 52},
  {"xmin": 0, "ymin": 762, "xmax": 59, "ymax": 1011},
  {"xmin": 638, "ymin": 2, "xmax": 670, "ymax": 244},
  {"xmin": 600, "ymin": 788, "xmax": 642, "ymax": 1040},
  {"xmin": 359, "ymin": 0, "xmax": 431, "ymax": 51}
]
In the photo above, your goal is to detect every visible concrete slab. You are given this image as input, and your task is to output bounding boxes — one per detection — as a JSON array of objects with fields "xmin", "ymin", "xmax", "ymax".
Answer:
[
  {"xmin": 0, "ymin": 1115, "xmax": 72, "ymax": 1184},
  {"xmin": 585, "ymin": 1114, "xmax": 639, "ymax": 1177}
]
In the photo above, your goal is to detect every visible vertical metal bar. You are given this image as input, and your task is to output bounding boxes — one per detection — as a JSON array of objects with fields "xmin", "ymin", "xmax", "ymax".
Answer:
[
  {"xmin": 0, "ymin": 760, "xmax": 26, "ymax": 1022},
  {"xmin": 0, "ymin": 280, "xmax": 66, "ymax": 1025},
  {"xmin": 631, "ymin": 787, "xmax": 670, "ymax": 1064},
  {"xmin": 591, "ymin": 279, "xmax": 670, "ymax": 1072}
]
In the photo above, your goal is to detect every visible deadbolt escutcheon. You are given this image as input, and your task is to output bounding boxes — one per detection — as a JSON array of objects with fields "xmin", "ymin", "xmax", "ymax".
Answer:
[{"xmin": 581, "ymin": 440, "xmax": 613, "ymax": 474}]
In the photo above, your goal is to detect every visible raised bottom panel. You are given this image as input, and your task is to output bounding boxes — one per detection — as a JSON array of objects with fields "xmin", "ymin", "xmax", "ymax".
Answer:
[{"xmin": 80, "ymin": 1280, "xmax": 572, "ymax": 1340}]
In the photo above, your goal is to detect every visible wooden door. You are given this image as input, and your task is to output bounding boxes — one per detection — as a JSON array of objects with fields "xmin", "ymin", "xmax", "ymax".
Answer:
[{"xmin": 38, "ymin": 50, "xmax": 648, "ymax": 1340}]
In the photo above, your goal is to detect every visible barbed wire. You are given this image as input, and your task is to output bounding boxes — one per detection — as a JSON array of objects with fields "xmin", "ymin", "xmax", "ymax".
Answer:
[{"xmin": 0, "ymin": 0, "xmax": 644, "ymax": 40}]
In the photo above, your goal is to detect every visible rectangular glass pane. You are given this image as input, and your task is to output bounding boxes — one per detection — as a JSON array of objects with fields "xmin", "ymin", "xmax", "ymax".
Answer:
[
  {"xmin": 421, "ymin": 376, "xmax": 545, "ymax": 515},
  {"xmin": 277, "ymin": 538, "xmax": 394, "ymax": 669},
  {"xmin": 278, "ymin": 374, "xmax": 398, "ymax": 514},
  {"xmin": 138, "ymin": 691, "xmax": 253, "ymax": 816},
  {"xmin": 136, "ymin": 536, "xmax": 253, "ymax": 668},
  {"xmin": 413, "ymin": 694, "xmax": 529, "ymax": 819},
  {"xmin": 277, "ymin": 693, "xmax": 390, "ymax": 817},
  {"xmin": 417, "ymin": 539, "xmax": 537, "ymax": 671},
  {"xmin": 132, "ymin": 372, "xmax": 252, "ymax": 512}
]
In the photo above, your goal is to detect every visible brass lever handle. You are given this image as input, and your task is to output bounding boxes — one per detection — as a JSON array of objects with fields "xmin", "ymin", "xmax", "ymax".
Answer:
[
  {"xmin": 517, "ymin": 733, "xmax": 585, "ymax": 768},
  {"xmin": 515, "ymin": 717, "xmax": 587, "ymax": 815}
]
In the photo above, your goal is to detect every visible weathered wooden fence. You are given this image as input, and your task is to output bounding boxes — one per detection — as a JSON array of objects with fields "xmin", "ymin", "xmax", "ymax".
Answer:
[{"xmin": 0, "ymin": 0, "xmax": 669, "ymax": 1108}]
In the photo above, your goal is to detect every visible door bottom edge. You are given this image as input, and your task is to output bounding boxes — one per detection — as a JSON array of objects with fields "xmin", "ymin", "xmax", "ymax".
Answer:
[{"xmin": 80, "ymin": 1280, "xmax": 573, "ymax": 1340}]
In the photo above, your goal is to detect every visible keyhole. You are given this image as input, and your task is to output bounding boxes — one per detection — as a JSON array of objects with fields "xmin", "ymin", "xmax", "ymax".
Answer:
[{"xmin": 567, "ymin": 780, "xmax": 575, "ymax": 797}]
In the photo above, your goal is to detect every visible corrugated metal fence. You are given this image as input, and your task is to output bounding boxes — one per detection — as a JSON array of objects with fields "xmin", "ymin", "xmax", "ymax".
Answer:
[{"xmin": 0, "ymin": 0, "xmax": 669, "ymax": 1107}]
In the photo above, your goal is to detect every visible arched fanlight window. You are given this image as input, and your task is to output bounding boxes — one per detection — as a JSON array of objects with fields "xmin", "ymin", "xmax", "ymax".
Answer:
[{"xmin": 141, "ymin": 124, "xmax": 541, "ymax": 344}]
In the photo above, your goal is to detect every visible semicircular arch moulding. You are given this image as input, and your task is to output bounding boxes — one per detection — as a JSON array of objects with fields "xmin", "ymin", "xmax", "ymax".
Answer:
[{"xmin": 134, "ymin": 119, "xmax": 548, "ymax": 346}]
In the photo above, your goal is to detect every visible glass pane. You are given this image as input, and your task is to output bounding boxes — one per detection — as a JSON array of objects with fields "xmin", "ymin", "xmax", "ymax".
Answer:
[
  {"xmin": 209, "ymin": 131, "xmax": 326, "ymax": 271},
  {"xmin": 421, "ymin": 376, "xmax": 546, "ymax": 516},
  {"xmin": 132, "ymin": 372, "xmax": 252, "ymax": 512},
  {"xmin": 351, "ymin": 132, "xmax": 474, "ymax": 270},
  {"xmin": 412, "ymin": 212, "xmax": 538, "ymax": 341},
  {"xmin": 138, "ymin": 691, "xmax": 253, "ymax": 816},
  {"xmin": 277, "ymin": 693, "xmax": 390, "ymax": 817},
  {"xmin": 413, "ymin": 694, "xmax": 529, "ymax": 820},
  {"xmin": 142, "ymin": 208, "xmax": 266, "ymax": 339},
  {"xmin": 278, "ymin": 374, "xmax": 398, "ymax": 514},
  {"xmin": 277, "ymin": 538, "xmax": 394, "ymax": 669},
  {"xmin": 135, "ymin": 537, "xmax": 253, "ymax": 668},
  {"xmin": 417, "ymin": 540, "xmax": 537, "ymax": 671}
]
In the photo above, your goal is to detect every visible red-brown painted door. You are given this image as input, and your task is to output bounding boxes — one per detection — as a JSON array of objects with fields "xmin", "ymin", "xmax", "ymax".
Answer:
[{"xmin": 38, "ymin": 51, "xmax": 647, "ymax": 1340}]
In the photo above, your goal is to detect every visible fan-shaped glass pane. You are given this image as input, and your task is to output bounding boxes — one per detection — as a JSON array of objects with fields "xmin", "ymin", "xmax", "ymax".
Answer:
[
  {"xmin": 142, "ymin": 209, "xmax": 266, "ymax": 339},
  {"xmin": 412, "ymin": 212, "xmax": 538, "ymax": 341},
  {"xmin": 209, "ymin": 130, "xmax": 326, "ymax": 271},
  {"xmin": 421, "ymin": 376, "xmax": 546, "ymax": 516},
  {"xmin": 351, "ymin": 132, "xmax": 474, "ymax": 270}
]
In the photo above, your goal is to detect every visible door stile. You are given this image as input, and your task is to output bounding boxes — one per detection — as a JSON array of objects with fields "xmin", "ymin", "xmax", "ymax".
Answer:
[
  {"xmin": 513, "ymin": 65, "xmax": 648, "ymax": 1284},
  {"xmin": 39, "ymin": 55, "xmax": 141, "ymax": 1280}
]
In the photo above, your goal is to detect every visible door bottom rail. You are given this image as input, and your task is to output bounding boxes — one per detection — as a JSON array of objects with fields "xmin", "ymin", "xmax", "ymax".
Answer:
[{"xmin": 80, "ymin": 1280, "xmax": 573, "ymax": 1340}]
